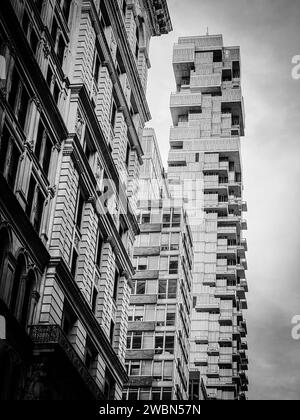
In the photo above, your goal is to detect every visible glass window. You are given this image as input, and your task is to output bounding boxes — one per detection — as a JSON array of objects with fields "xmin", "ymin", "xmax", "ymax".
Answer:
[
  {"xmin": 169, "ymin": 257, "xmax": 179, "ymax": 275},
  {"xmin": 155, "ymin": 335, "xmax": 164, "ymax": 355},
  {"xmin": 153, "ymin": 361, "xmax": 162, "ymax": 380},
  {"xmin": 128, "ymin": 388, "xmax": 138, "ymax": 400},
  {"xmin": 166, "ymin": 312, "xmax": 176, "ymax": 327},
  {"xmin": 136, "ymin": 280, "xmax": 146, "ymax": 295},
  {"xmin": 139, "ymin": 388, "xmax": 151, "ymax": 400},
  {"xmin": 140, "ymin": 234, "xmax": 149, "ymax": 247},
  {"xmin": 165, "ymin": 335, "xmax": 175, "ymax": 355},
  {"xmin": 148, "ymin": 256, "xmax": 159, "ymax": 271},
  {"xmin": 144, "ymin": 305, "xmax": 155, "ymax": 322},
  {"xmin": 126, "ymin": 334, "xmax": 131, "ymax": 349},
  {"xmin": 141, "ymin": 214, "xmax": 150, "ymax": 224},
  {"xmin": 172, "ymin": 213, "xmax": 181, "ymax": 227},
  {"xmin": 168, "ymin": 280, "xmax": 177, "ymax": 299},
  {"xmin": 146, "ymin": 280, "xmax": 157, "ymax": 295},
  {"xmin": 163, "ymin": 214, "xmax": 171, "ymax": 227},
  {"xmin": 150, "ymin": 233, "xmax": 160, "ymax": 246},
  {"xmin": 159, "ymin": 257, "xmax": 168, "ymax": 271},
  {"xmin": 138, "ymin": 257, "xmax": 147, "ymax": 271},
  {"xmin": 163, "ymin": 361, "xmax": 173, "ymax": 380},
  {"xmin": 143, "ymin": 332, "xmax": 154, "ymax": 349},
  {"xmin": 130, "ymin": 362, "xmax": 140, "ymax": 376},
  {"xmin": 152, "ymin": 388, "xmax": 161, "ymax": 401},
  {"xmin": 134, "ymin": 307, "xmax": 144, "ymax": 322},
  {"xmin": 158, "ymin": 280, "xmax": 167, "ymax": 299},
  {"xmin": 161, "ymin": 233, "xmax": 169, "ymax": 251},
  {"xmin": 162, "ymin": 387, "xmax": 172, "ymax": 400},
  {"xmin": 132, "ymin": 332, "xmax": 142, "ymax": 349},
  {"xmin": 156, "ymin": 307, "xmax": 165, "ymax": 327},
  {"xmin": 141, "ymin": 361, "xmax": 152, "ymax": 376}
]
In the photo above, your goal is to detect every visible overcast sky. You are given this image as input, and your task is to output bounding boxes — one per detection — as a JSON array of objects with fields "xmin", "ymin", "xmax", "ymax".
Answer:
[{"xmin": 146, "ymin": 0, "xmax": 300, "ymax": 400}]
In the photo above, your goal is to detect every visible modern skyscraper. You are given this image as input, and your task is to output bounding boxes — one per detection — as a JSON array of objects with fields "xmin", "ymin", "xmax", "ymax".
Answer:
[
  {"xmin": 0, "ymin": 0, "xmax": 171, "ymax": 400},
  {"xmin": 168, "ymin": 35, "xmax": 249, "ymax": 400},
  {"xmin": 123, "ymin": 128, "xmax": 194, "ymax": 401}
]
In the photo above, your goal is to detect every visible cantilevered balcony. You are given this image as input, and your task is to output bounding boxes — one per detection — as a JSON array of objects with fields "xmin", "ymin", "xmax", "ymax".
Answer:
[
  {"xmin": 241, "ymin": 338, "xmax": 248, "ymax": 350},
  {"xmin": 215, "ymin": 288, "xmax": 235, "ymax": 300},
  {"xmin": 207, "ymin": 367, "xmax": 220, "ymax": 378},
  {"xmin": 218, "ymin": 355, "xmax": 233, "ymax": 365},
  {"xmin": 241, "ymin": 238, "xmax": 248, "ymax": 251},
  {"xmin": 236, "ymin": 286, "xmax": 246, "ymax": 300},
  {"xmin": 190, "ymin": 72, "xmax": 222, "ymax": 94},
  {"xmin": 240, "ymin": 300, "xmax": 248, "ymax": 310},
  {"xmin": 240, "ymin": 280, "xmax": 248, "ymax": 292},
  {"xmin": 196, "ymin": 302, "xmax": 220, "ymax": 313},
  {"xmin": 241, "ymin": 219, "xmax": 248, "ymax": 230},
  {"xmin": 170, "ymin": 92, "xmax": 202, "ymax": 125},
  {"xmin": 195, "ymin": 335, "xmax": 209, "ymax": 344},
  {"xmin": 233, "ymin": 327, "xmax": 241, "ymax": 339},
  {"xmin": 204, "ymin": 197, "xmax": 228, "ymax": 213},
  {"xmin": 173, "ymin": 44, "xmax": 195, "ymax": 86},
  {"xmin": 216, "ymin": 266, "xmax": 237, "ymax": 280},
  {"xmin": 239, "ymin": 371, "xmax": 249, "ymax": 385},
  {"xmin": 222, "ymin": 88, "xmax": 245, "ymax": 136},
  {"xmin": 219, "ymin": 314, "xmax": 233, "ymax": 325},
  {"xmin": 203, "ymin": 161, "xmax": 229, "ymax": 174},
  {"xmin": 207, "ymin": 345, "xmax": 220, "ymax": 356},
  {"xmin": 217, "ymin": 245, "xmax": 237, "ymax": 257},
  {"xmin": 218, "ymin": 336, "xmax": 232, "ymax": 345},
  {"xmin": 194, "ymin": 357, "xmax": 208, "ymax": 366}
]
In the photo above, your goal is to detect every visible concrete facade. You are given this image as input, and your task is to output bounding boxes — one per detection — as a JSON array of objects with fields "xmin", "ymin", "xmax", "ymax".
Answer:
[
  {"xmin": 0, "ymin": 0, "xmax": 171, "ymax": 400},
  {"xmin": 168, "ymin": 35, "xmax": 249, "ymax": 400}
]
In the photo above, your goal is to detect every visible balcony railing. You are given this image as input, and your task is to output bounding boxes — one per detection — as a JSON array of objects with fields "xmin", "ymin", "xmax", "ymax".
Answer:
[
  {"xmin": 207, "ymin": 367, "xmax": 220, "ymax": 377},
  {"xmin": 195, "ymin": 302, "xmax": 220, "ymax": 313},
  {"xmin": 30, "ymin": 325, "xmax": 104, "ymax": 400},
  {"xmin": 170, "ymin": 92, "xmax": 202, "ymax": 108},
  {"xmin": 194, "ymin": 357, "xmax": 208, "ymax": 366},
  {"xmin": 190, "ymin": 73, "xmax": 222, "ymax": 93},
  {"xmin": 203, "ymin": 161, "xmax": 229, "ymax": 173},
  {"xmin": 207, "ymin": 345, "xmax": 220, "ymax": 355},
  {"xmin": 195, "ymin": 335, "xmax": 209, "ymax": 344}
]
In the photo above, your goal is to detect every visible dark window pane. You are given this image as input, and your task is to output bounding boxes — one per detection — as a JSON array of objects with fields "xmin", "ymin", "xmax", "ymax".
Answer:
[
  {"xmin": 136, "ymin": 281, "xmax": 145, "ymax": 295},
  {"xmin": 18, "ymin": 86, "xmax": 30, "ymax": 129},
  {"xmin": 7, "ymin": 144, "xmax": 20, "ymax": 190},
  {"xmin": 62, "ymin": 0, "xmax": 72, "ymax": 22},
  {"xmin": 76, "ymin": 193, "xmax": 84, "ymax": 229},
  {"xmin": 42, "ymin": 136, "xmax": 52, "ymax": 176},
  {"xmin": 132, "ymin": 332, "xmax": 142, "ymax": 349},
  {"xmin": 0, "ymin": 125, "xmax": 10, "ymax": 174},
  {"xmin": 158, "ymin": 280, "xmax": 167, "ymax": 299},
  {"xmin": 8, "ymin": 67, "xmax": 20, "ymax": 110},
  {"xmin": 26, "ymin": 176, "xmax": 36, "ymax": 217}
]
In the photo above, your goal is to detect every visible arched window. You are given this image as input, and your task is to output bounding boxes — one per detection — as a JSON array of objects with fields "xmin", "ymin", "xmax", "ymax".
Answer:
[
  {"xmin": 20, "ymin": 270, "xmax": 35, "ymax": 328},
  {"xmin": 0, "ymin": 227, "xmax": 10, "ymax": 297},
  {"xmin": 10, "ymin": 254, "xmax": 26, "ymax": 318}
]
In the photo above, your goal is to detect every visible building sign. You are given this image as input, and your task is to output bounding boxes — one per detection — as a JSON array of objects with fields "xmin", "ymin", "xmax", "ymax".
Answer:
[{"xmin": 0, "ymin": 315, "xmax": 6, "ymax": 339}]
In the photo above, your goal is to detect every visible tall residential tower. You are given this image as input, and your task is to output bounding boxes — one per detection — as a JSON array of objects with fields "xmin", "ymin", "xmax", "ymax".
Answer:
[
  {"xmin": 168, "ymin": 35, "xmax": 249, "ymax": 401},
  {"xmin": 0, "ymin": 0, "xmax": 171, "ymax": 400}
]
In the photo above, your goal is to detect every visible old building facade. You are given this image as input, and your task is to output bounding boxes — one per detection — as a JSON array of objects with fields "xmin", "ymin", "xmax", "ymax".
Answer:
[
  {"xmin": 168, "ymin": 35, "xmax": 249, "ymax": 400},
  {"xmin": 122, "ymin": 128, "xmax": 194, "ymax": 401},
  {"xmin": 0, "ymin": 0, "xmax": 172, "ymax": 400}
]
